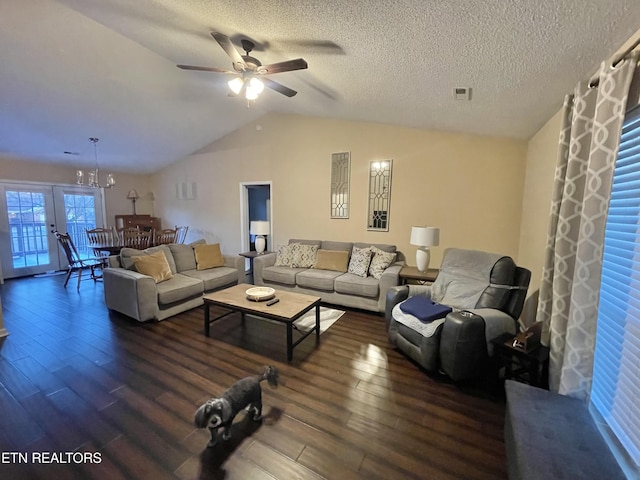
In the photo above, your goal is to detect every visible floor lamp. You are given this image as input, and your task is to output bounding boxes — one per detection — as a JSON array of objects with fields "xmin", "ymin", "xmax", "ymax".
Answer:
[{"xmin": 410, "ymin": 226, "xmax": 440, "ymax": 272}]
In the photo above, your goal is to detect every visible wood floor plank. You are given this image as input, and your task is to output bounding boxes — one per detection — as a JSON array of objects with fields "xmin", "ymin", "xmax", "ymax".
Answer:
[{"xmin": 0, "ymin": 276, "xmax": 509, "ymax": 479}]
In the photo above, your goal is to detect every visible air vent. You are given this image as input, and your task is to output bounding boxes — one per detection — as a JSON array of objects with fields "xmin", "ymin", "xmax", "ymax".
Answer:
[{"xmin": 453, "ymin": 87, "xmax": 472, "ymax": 101}]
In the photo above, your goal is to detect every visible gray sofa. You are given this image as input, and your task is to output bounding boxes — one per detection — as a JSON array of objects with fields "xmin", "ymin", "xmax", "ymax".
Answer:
[
  {"xmin": 253, "ymin": 239, "xmax": 404, "ymax": 313},
  {"xmin": 103, "ymin": 242, "xmax": 244, "ymax": 322}
]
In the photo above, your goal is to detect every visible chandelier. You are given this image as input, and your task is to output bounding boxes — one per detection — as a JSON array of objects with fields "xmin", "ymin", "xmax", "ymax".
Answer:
[{"xmin": 76, "ymin": 137, "xmax": 115, "ymax": 188}]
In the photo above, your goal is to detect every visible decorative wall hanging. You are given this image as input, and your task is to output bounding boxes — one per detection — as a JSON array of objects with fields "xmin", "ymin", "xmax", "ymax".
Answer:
[
  {"xmin": 330, "ymin": 152, "xmax": 350, "ymax": 218},
  {"xmin": 367, "ymin": 160, "xmax": 392, "ymax": 231}
]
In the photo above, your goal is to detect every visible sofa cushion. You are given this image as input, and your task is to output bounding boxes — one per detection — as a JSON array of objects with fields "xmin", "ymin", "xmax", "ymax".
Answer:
[
  {"xmin": 313, "ymin": 249, "xmax": 349, "ymax": 272},
  {"xmin": 262, "ymin": 266, "xmax": 306, "ymax": 286},
  {"xmin": 274, "ymin": 244, "xmax": 296, "ymax": 266},
  {"xmin": 354, "ymin": 242, "xmax": 396, "ymax": 253},
  {"xmin": 169, "ymin": 243, "xmax": 197, "ymax": 272},
  {"xmin": 133, "ymin": 250, "xmax": 173, "ymax": 283},
  {"xmin": 120, "ymin": 244, "xmax": 177, "ymax": 274},
  {"xmin": 291, "ymin": 243, "xmax": 319, "ymax": 268},
  {"xmin": 334, "ymin": 273, "xmax": 380, "ymax": 298},
  {"xmin": 347, "ymin": 246, "xmax": 372, "ymax": 277},
  {"xmin": 194, "ymin": 243, "xmax": 224, "ymax": 270},
  {"xmin": 368, "ymin": 246, "xmax": 398, "ymax": 279},
  {"xmin": 297, "ymin": 269, "xmax": 343, "ymax": 291},
  {"xmin": 155, "ymin": 273, "xmax": 203, "ymax": 305},
  {"xmin": 320, "ymin": 240, "xmax": 353, "ymax": 252},
  {"xmin": 180, "ymin": 267, "xmax": 239, "ymax": 292}
]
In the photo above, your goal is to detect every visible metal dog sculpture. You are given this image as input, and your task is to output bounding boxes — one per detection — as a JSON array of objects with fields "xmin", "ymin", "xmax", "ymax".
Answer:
[{"xmin": 194, "ymin": 365, "xmax": 279, "ymax": 447}]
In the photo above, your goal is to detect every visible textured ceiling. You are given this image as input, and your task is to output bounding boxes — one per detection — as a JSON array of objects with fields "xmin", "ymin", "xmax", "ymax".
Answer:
[{"xmin": 1, "ymin": 0, "xmax": 639, "ymax": 174}]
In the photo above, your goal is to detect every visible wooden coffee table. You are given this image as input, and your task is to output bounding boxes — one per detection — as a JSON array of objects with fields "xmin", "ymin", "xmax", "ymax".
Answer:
[{"xmin": 202, "ymin": 283, "xmax": 322, "ymax": 361}]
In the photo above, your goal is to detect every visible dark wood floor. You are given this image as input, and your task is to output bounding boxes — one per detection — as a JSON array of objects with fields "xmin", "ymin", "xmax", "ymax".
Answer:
[{"xmin": 0, "ymin": 274, "xmax": 508, "ymax": 480}]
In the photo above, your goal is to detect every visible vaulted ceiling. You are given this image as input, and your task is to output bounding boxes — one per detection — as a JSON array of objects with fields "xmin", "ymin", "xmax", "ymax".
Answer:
[{"xmin": 1, "ymin": 0, "xmax": 639, "ymax": 174}]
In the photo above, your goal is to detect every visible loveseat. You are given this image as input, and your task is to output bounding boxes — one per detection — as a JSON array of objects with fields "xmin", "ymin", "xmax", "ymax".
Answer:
[
  {"xmin": 253, "ymin": 239, "xmax": 404, "ymax": 313},
  {"xmin": 103, "ymin": 242, "xmax": 244, "ymax": 322}
]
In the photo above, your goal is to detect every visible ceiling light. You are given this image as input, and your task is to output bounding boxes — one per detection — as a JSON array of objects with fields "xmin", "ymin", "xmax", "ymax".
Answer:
[
  {"xmin": 228, "ymin": 77, "xmax": 244, "ymax": 95},
  {"xmin": 228, "ymin": 76, "xmax": 265, "ymax": 102},
  {"xmin": 76, "ymin": 137, "xmax": 115, "ymax": 189}
]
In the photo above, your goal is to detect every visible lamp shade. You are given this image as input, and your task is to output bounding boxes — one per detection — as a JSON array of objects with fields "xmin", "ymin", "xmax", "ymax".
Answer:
[
  {"xmin": 410, "ymin": 226, "xmax": 440, "ymax": 247},
  {"xmin": 127, "ymin": 189, "xmax": 139, "ymax": 200},
  {"xmin": 250, "ymin": 221, "xmax": 270, "ymax": 236}
]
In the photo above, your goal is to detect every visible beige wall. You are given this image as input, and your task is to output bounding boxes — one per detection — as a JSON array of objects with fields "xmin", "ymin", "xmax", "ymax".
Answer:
[
  {"xmin": 518, "ymin": 110, "xmax": 563, "ymax": 292},
  {"xmin": 151, "ymin": 113, "xmax": 528, "ymax": 266},
  {"xmin": 0, "ymin": 155, "xmax": 154, "ymax": 226}
]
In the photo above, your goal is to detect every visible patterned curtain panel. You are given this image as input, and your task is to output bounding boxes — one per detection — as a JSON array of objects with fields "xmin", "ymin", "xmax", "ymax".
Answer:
[{"xmin": 537, "ymin": 53, "xmax": 639, "ymax": 398}]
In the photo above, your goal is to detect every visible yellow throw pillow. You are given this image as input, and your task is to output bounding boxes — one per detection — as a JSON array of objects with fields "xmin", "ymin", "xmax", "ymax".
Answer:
[
  {"xmin": 195, "ymin": 243, "xmax": 224, "ymax": 270},
  {"xmin": 133, "ymin": 251, "xmax": 173, "ymax": 283},
  {"xmin": 313, "ymin": 249, "xmax": 350, "ymax": 272}
]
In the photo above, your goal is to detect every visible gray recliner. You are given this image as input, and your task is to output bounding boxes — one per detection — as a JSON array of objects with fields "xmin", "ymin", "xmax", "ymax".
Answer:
[{"xmin": 386, "ymin": 248, "xmax": 531, "ymax": 381}]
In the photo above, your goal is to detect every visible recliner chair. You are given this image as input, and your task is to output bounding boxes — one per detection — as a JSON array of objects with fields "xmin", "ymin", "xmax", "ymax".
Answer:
[{"xmin": 386, "ymin": 248, "xmax": 531, "ymax": 381}]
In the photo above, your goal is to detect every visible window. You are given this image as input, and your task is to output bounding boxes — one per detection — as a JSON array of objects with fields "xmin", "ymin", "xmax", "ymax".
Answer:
[{"xmin": 591, "ymin": 104, "xmax": 640, "ymax": 478}]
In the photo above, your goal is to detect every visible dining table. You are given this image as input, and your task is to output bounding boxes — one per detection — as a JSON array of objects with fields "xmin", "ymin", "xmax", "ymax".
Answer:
[{"xmin": 90, "ymin": 243, "xmax": 124, "ymax": 256}]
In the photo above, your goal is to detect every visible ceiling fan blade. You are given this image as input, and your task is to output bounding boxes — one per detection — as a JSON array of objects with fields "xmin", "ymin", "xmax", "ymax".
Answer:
[
  {"xmin": 177, "ymin": 64, "xmax": 236, "ymax": 74},
  {"xmin": 211, "ymin": 32, "xmax": 246, "ymax": 70},
  {"xmin": 262, "ymin": 78, "xmax": 297, "ymax": 97},
  {"xmin": 260, "ymin": 58, "xmax": 308, "ymax": 75}
]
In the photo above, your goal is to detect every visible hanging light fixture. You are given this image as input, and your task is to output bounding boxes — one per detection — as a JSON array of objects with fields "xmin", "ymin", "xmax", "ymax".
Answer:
[
  {"xmin": 76, "ymin": 137, "xmax": 115, "ymax": 188},
  {"xmin": 227, "ymin": 75, "xmax": 265, "ymax": 103}
]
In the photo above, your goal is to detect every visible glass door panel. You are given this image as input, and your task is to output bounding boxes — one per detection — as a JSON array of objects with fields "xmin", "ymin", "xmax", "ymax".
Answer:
[
  {"xmin": 0, "ymin": 183, "xmax": 105, "ymax": 279},
  {"xmin": 0, "ymin": 184, "xmax": 57, "ymax": 277},
  {"xmin": 53, "ymin": 185, "xmax": 104, "ymax": 259}
]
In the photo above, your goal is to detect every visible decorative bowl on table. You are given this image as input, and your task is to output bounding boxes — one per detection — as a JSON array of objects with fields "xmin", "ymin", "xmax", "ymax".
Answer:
[{"xmin": 246, "ymin": 286, "xmax": 276, "ymax": 302}]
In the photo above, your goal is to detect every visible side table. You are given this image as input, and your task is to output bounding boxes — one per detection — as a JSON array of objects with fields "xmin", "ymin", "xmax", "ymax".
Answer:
[
  {"xmin": 491, "ymin": 332, "xmax": 549, "ymax": 388},
  {"xmin": 398, "ymin": 265, "xmax": 439, "ymax": 285},
  {"xmin": 239, "ymin": 251, "xmax": 272, "ymax": 283}
]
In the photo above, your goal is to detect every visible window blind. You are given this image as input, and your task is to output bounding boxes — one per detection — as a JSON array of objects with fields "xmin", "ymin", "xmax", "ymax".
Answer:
[{"xmin": 591, "ymin": 104, "xmax": 640, "ymax": 477}]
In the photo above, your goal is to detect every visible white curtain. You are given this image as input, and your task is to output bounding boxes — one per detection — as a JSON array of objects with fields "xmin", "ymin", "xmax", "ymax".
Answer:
[{"xmin": 537, "ymin": 53, "xmax": 639, "ymax": 398}]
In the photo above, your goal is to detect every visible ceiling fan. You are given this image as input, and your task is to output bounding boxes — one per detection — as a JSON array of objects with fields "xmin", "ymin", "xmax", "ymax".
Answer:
[{"xmin": 177, "ymin": 32, "xmax": 308, "ymax": 100}]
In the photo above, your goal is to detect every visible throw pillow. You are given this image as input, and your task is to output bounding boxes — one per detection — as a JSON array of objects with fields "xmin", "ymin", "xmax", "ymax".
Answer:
[
  {"xmin": 348, "ymin": 246, "xmax": 372, "ymax": 277},
  {"xmin": 291, "ymin": 243, "xmax": 319, "ymax": 268},
  {"xmin": 194, "ymin": 243, "xmax": 224, "ymax": 270},
  {"xmin": 133, "ymin": 250, "xmax": 173, "ymax": 283},
  {"xmin": 313, "ymin": 249, "xmax": 350, "ymax": 272},
  {"xmin": 274, "ymin": 244, "xmax": 295, "ymax": 267},
  {"xmin": 369, "ymin": 246, "xmax": 397, "ymax": 279}
]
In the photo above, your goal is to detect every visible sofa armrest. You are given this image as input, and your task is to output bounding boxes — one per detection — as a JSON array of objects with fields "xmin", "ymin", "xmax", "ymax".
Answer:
[
  {"xmin": 253, "ymin": 252, "xmax": 277, "ymax": 286},
  {"xmin": 376, "ymin": 263, "xmax": 404, "ymax": 312},
  {"xmin": 107, "ymin": 255, "xmax": 122, "ymax": 268},
  {"xmin": 385, "ymin": 285, "xmax": 409, "ymax": 326},
  {"xmin": 103, "ymin": 267, "xmax": 158, "ymax": 322},
  {"xmin": 223, "ymin": 254, "xmax": 245, "ymax": 283}
]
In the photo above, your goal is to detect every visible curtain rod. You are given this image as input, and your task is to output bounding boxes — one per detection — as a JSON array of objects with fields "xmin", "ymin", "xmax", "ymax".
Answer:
[{"xmin": 589, "ymin": 35, "xmax": 640, "ymax": 87}]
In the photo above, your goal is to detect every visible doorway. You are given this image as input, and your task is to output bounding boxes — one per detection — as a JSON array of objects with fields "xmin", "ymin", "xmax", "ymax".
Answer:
[
  {"xmin": 0, "ymin": 182, "xmax": 106, "ymax": 279},
  {"xmin": 239, "ymin": 182, "xmax": 272, "ymax": 276}
]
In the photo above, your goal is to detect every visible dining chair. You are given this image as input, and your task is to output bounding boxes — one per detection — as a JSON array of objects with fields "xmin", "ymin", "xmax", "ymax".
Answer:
[
  {"xmin": 54, "ymin": 231, "xmax": 103, "ymax": 291},
  {"xmin": 121, "ymin": 228, "xmax": 153, "ymax": 249},
  {"xmin": 86, "ymin": 226, "xmax": 118, "ymax": 266},
  {"xmin": 175, "ymin": 225, "xmax": 189, "ymax": 244},
  {"xmin": 154, "ymin": 228, "xmax": 178, "ymax": 245}
]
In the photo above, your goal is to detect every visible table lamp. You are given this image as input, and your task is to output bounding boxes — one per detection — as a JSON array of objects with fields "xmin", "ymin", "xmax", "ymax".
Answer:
[
  {"xmin": 410, "ymin": 226, "xmax": 440, "ymax": 272},
  {"xmin": 250, "ymin": 221, "xmax": 270, "ymax": 254}
]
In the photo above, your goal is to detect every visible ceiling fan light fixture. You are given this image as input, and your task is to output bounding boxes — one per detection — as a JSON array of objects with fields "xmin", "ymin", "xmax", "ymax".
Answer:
[
  {"xmin": 248, "ymin": 77, "xmax": 264, "ymax": 95},
  {"xmin": 228, "ymin": 77, "xmax": 244, "ymax": 94}
]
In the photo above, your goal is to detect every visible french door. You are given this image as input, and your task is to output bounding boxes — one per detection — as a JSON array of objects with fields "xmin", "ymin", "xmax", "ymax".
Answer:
[{"xmin": 0, "ymin": 182, "xmax": 105, "ymax": 279}]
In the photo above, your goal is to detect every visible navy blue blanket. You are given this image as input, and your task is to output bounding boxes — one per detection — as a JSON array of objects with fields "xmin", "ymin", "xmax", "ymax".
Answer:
[{"xmin": 399, "ymin": 296, "xmax": 452, "ymax": 322}]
